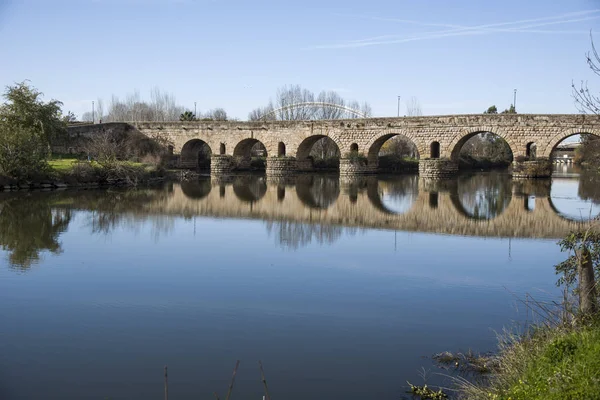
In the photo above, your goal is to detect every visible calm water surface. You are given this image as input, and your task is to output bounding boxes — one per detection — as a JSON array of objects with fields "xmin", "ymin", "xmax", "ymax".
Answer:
[{"xmin": 1, "ymin": 169, "xmax": 599, "ymax": 399}]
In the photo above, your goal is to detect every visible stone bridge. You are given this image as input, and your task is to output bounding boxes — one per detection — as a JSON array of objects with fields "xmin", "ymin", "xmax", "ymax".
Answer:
[{"xmin": 66, "ymin": 114, "xmax": 600, "ymax": 178}]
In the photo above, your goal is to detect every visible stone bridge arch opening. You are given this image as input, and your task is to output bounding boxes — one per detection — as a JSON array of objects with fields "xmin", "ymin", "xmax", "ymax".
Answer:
[
  {"xmin": 548, "ymin": 131, "xmax": 600, "ymax": 166},
  {"xmin": 181, "ymin": 139, "xmax": 212, "ymax": 170},
  {"xmin": 451, "ymin": 131, "xmax": 514, "ymax": 170},
  {"xmin": 367, "ymin": 133, "xmax": 420, "ymax": 173},
  {"xmin": 233, "ymin": 138, "xmax": 268, "ymax": 171},
  {"xmin": 296, "ymin": 135, "xmax": 341, "ymax": 172}
]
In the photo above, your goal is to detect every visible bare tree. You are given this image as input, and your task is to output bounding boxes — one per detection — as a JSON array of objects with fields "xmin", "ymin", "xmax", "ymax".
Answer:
[
  {"xmin": 248, "ymin": 85, "xmax": 373, "ymax": 121},
  {"xmin": 203, "ymin": 108, "xmax": 228, "ymax": 121},
  {"xmin": 573, "ymin": 31, "xmax": 600, "ymax": 114},
  {"xmin": 248, "ymin": 105, "xmax": 276, "ymax": 121},
  {"xmin": 81, "ymin": 111, "xmax": 93, "ymax": 122},
  {"xmin": 315, "ymin": 90, "xmax": 346, "ymax": 119},
  {"xmin": 96, "ymin": 98, "xmax": 104, "ymax": 122},
  {"xmin": 405, "ymin": 97, "xmax": 423, "ymax": 116}
]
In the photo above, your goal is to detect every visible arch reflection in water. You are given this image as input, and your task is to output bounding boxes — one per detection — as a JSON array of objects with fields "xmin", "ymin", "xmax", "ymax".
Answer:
[
  {"xmin": 181, "ymin": 178, "xmax": 212, "ymax": 200},
  {"xmin": 374, "ymin": 175, "xmax": 419, "ymax": 214},
  {"xmin": 550, "ymin": 173, "xmax": 600, "ymax": 221},
  {"xmin": 295, "ymin": 175, "xmax": 340, "ymax": 209},
  {"xmin": 452, "ymin": 172, "xmax": 512, "ymax": 220},
  {"xmin": 233, "ymin": 175, "xmax": 267, "ymax": 203}
]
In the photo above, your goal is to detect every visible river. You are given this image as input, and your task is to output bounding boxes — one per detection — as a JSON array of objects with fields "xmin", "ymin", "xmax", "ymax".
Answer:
[{"xmin": 1, "ymin": 167, "xmax": 599, "ymax": 399}]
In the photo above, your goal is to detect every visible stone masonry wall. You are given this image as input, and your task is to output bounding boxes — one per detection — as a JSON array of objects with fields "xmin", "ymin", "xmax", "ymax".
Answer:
[{"xmin": 66, "ymin": 114, "xmax": 600, "ymax": 170}]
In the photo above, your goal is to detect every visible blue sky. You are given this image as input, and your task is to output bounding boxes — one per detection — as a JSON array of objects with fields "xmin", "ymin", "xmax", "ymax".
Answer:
[{"xmin": 1, "ymin": 0, "xmax": 599, "ymax": 119}]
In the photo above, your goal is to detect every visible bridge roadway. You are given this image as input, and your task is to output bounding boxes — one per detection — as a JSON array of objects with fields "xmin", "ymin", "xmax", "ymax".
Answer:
[
  {"xmin": 131, "ymin": 176, "xmax": 588, "ymax": 239},
  {"xmin": 66, "ymin": 114, "xmax": 600, "ymax": 175}
]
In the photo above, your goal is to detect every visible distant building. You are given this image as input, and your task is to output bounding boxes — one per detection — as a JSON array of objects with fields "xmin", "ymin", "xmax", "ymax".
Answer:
[{"xmin": 552, "ymin": 142, "xmax": 580, "ymax": 163}]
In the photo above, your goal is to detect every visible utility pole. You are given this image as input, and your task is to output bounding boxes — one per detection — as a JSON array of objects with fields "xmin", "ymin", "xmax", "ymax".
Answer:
[
  {"xmin": 194, "ymin": 102, "xmax": 197, "ymax": 119},
  {"xmin": 92, "ymin": 101, "xmax": 95, "ymax": 123},
  {"xmin": 513, "ymin": 89, "xmax": 517, "ymax": 112},
  {"xmin": 397, "ymin": 96, "xmax": 401, "ymax": 117}
]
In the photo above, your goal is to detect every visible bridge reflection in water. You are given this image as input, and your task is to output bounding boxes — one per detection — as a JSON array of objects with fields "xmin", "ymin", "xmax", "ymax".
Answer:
[
  {"xmin": 163, "ymin": 172, "xmax": 597, "ymax": 239},
  {"xmin": 1, "ymin": 172, "xmax": 599, "ymax": 270}
]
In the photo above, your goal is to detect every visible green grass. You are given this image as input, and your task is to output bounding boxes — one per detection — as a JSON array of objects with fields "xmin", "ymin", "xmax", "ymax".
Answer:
[
  {"xmin": 461, "ymin": 323, "xmax": 600, "ymax": 400},
  {"xmin": 48, "ymin": 158, "xmax": 80, "ymax": 171},
  {"xmin": 47, "ymin": 158, "xmax": 147, "ymax": 172}
]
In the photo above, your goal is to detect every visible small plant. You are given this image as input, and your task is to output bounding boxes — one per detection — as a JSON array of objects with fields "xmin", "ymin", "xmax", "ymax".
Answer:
[
  {"xmin": 407, "ymin": 382, "xmax": 448, "ymax": 399},
  {"xmin": 344, "ymin": 150, "xmax": 367, "ymax": 162}
]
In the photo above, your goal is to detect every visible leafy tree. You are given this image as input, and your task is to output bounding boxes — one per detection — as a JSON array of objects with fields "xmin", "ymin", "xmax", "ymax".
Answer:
[
  {"xmin": 0, "ymin": 81, "xmax": 66, "ymax": 178},
  {"xmin": 484, "ymin": 105, "xmax": 498, "ymax": 114},
  {"xmin": 179, "ymin": 111, "xmax": 196, "ymax": 121},
  {"xmin": 501, "ymin": 104, "xmax": 516, "ymax": 114}
]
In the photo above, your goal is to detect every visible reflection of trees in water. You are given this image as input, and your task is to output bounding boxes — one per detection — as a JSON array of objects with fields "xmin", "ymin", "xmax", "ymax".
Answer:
[
  {"xmin": 78, "ymin": 190, "xmax": 175, "ymax": 240},
  {"xmin": 578, "ymin": 171, "xmax": 600, "ymax": 205},
  {"xmin": 0, "ymin": 195, "xmax": 71, "ymax": 270},
  {"xmin": 296, "ymin": 175, "xmax": 340, "ymax": 209},
  {"xmin": 455, "ymin": 172, "xmax": 512, "ymax": 219},
  {"xmin": 265, "ymin": 221, "xmax": 360, "ymax": 250},
  {"xmin": 0, "ymin": 188, "xmax": 176, "ymax": 271}
]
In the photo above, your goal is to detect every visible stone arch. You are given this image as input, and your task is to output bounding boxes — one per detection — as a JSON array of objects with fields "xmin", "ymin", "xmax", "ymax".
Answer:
[
  {"xmin": 350, "ymin": 142, "xmax": 359, "ymax": 152},
  {"xmin": 219, "ymin": 143, "xmax": 226, "ymax": 155},
  {"xmin": 233, "ymin": 138, "xmax": 268, "ymax": 170},
  {"xmin": 234, "ymin": 138, "xmax": 267, "ymax": 157},
  {"xmin": 181, "ymin": 139, "xmax": 212, "ymax": 169},
  {"xmin": 539, "ymin": 128, "xmax": 600, "ymax": 158},
  {"xmin": 295, "ymin": 135, "xmax": 342, "ymax": 171},
  {"xmin": 365, "ymin": 130, "xmax": 423, "ymax": 167},
  {"xmin": 278, "ymin": 142, "xmax": 286, "ymax": 157},
  {"xmin": 448, "ymin": 127, "xmax": 516, "ymax": 161}
]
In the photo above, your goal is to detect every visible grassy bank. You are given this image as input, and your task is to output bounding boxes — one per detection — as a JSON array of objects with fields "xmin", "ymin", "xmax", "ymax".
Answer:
[
  {"xmin": 0, "ymin": 157, "xmax": 167, "ymax": 189},
  {"xmin": 459, "ymin": 321, "xmax": 600, "ymax": 400}
]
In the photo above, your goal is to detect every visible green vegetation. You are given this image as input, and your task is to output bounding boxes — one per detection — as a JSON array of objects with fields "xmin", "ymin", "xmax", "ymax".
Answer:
[
  {"xmin": 459, "ymin": 323, "xmax": 600, "ymax": 400},
  {"xmin": 459, "ymin": 132, "xmax": 513, "ymax": 170},
  {"xmin": 574, "ymin": 135, "xmax": 600, "ymax": 169},
  {"xmin": 455, "ymin": 227, "xmax": 600, "ymax": 400},
  {"xmin": 0, "ymin": 81, "xmax": 168, "ymax": 187},
  {"xmin": 0, "ymin": 81, "xmax": 66, "ymax": 179}
]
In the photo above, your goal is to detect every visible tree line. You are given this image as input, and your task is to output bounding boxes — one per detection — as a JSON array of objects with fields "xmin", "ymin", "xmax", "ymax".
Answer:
[{"xmin": 80, "ymin": 88, "xmax": 230, "ymax": 123}]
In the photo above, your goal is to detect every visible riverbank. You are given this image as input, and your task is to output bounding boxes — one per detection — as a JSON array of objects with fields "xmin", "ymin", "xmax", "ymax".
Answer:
[
  {"xmin": 0, "ymin": 158, "xmax": 171, "ymax": 191},
  {"xmin": 456, "ymin": 319, "xmax": 600, "ymax": 400}
]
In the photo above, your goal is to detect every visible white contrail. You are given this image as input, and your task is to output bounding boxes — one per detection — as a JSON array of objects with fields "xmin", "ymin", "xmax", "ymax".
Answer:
[{"xmin": 311, "ymin": 10, "xmax": 600, "ymax": 49}]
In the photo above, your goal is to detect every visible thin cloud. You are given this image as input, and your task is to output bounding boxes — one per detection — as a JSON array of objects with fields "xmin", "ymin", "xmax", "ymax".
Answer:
[{"xmin": 310, "ymin": 10, "xmax": 600, "ymax": 50}]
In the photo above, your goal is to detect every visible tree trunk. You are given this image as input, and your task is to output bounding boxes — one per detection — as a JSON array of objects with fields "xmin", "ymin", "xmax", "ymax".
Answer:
[{"xmin": 578, "ymin": 246, "xmax": 598, "ymax": 315}]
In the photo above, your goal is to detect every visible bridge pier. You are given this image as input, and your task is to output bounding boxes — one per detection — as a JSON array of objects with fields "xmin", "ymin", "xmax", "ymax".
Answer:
[
  {"xmin": 210, "ymin": 155, "xmax": 234, "ymax": 175},
  {"xmin": 266, "ymin": 157, "xmax": 297, "ymax": 177},
  {"xmin": 511, "ymin": 159, "xmax": 552, "ymax": 179},
  {"xmin": 339, "ymin": 158, "xmax": 376, "ymax": 176},
  {"xmin": 418, "ymin": 159, "xmax": 458, "ymax": 179}
]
